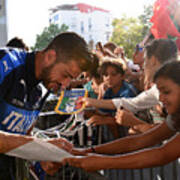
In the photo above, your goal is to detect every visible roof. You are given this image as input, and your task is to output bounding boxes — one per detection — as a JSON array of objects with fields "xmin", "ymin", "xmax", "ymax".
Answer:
[
  {"xmin": 49, "ymin": 3, "xmax": 109, "ymax": 14},
  {"xmin": 76, "ymin": 3, "xmax": 109, "ymax": 13}
]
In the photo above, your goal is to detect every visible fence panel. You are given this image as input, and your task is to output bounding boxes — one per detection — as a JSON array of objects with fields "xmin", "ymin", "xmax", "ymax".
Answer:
[{"xmin": 15, "ymin": 114, "xmax": 180, "ymax": 180}]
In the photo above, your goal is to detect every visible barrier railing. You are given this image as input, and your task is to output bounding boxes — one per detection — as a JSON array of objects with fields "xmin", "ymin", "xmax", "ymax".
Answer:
[{"xmin": 15, "ymin": 113, "xmax": 180, "ymax": 180}]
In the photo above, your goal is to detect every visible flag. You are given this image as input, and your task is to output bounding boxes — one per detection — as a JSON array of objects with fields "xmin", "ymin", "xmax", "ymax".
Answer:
[
  {"xmin": 55, "ymin": 89, "xmax": 88, "ymax": 115},
  {"xmin": 150, "ymin": 0, "xmax": 180, "ymax": 39}
]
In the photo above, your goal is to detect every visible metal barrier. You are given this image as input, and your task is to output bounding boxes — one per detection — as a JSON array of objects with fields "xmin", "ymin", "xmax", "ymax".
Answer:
[
  {"xmin": 15, "ymin": 114, "xmax": 180, "ymax": 180},
  {"xmin": 15, "ymin": 157, "xmax": 180, "ymax": 180}
]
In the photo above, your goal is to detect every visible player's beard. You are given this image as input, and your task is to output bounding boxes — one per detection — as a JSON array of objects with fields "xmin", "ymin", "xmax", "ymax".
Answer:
[{"xmin": 40, "ymin": 63, "xmax": 56, "ymax": 90}]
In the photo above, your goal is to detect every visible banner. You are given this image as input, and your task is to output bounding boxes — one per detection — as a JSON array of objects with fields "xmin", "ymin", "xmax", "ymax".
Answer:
[{"xmin": 55, "ymin": 89, "xmax": 88, "ymax": 115}]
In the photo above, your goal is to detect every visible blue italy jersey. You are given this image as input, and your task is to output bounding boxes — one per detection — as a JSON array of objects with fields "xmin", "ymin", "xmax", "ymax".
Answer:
[{"xmin": 0, "ymin": 48, "xmax": 46, "ymax": 135}]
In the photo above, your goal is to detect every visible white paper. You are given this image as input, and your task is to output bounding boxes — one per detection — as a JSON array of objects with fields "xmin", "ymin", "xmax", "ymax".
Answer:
[{"xmin": 6, "ymin": 139, "xmax": 73, "ymax": 162}]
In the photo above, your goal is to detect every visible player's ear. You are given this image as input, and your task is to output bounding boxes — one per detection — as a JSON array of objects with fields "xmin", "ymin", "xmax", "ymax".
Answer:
[{"xmin": 44, "ymin": 49, "xmax": 56, "ymax": 66}]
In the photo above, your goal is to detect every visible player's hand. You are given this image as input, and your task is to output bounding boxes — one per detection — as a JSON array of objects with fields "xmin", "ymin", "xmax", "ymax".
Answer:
[
  {"xmin": 40, "ymin": 161, "xmax": 62, "ymax": 175},
  {"xmin": 48, "ymin": 138, "xmax": 73, "ymax": 153},
  {"xmin": 70, "ymin": 147, "xmax": 90, "ymax": 156}
]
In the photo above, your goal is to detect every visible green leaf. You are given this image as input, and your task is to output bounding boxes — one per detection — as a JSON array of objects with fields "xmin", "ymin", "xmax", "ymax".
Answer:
[{"xmin": 31, "ymin": 23, "xmax": 69, "ymax": 51}]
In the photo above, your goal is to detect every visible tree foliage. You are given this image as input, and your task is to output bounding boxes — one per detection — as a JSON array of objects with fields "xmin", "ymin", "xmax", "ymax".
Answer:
[
  {"xmin": 110, "ymin": 5, "xmax": 153, "ymax": 59},
  {"xmin": 138, "ymin": 5, "xmax": 153, "ymax": 37},
  {"xmin": 32, "ymin": 23, "xmax": 68, "ymax": 51},
  {"xmin": 111, "ymin": 16, "xmax": 144, "ymax": 58}
]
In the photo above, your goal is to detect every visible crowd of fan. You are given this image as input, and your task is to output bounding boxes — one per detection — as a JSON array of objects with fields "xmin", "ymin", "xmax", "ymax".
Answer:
[{"xmin": 5, "ymin": 35, "xmax": 180, "ymax": 180}]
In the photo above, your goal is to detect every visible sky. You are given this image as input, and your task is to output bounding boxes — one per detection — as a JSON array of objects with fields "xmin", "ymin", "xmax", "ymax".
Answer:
[{"xmin": 7, "ymin": 0, "xmax": 156, "ymax": 47}]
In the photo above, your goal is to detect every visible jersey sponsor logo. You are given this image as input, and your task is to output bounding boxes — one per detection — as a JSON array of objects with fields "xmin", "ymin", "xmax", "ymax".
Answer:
[{"xmin": 2, "ymin": 60, "xmax": 9, "ymax": 72}]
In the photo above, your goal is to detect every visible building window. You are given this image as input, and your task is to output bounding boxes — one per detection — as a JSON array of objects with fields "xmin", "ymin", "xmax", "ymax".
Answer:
[
  {"xmin": 71, "ymin": 17, "xmax": 76, "ymax": 29},
  {"xmin": 53, "ymin": 14, "xmax": 59, "ymax": 22},
  {"xmin": 89, "ymin": 35, "xmax": 92, "ymax": 39},
  {"xmin": 106, "ymin": 32, "xmax": 110, "ymax": 41},
  {"xmin": 81, "ymin": 21, "xmax": 84, "ymax": 33},
  {"xmin": 71, "ymin": 23, "xmax": 76, "ymax": 29},
  {"xmin": 105, "ymin": 18, "xmax": 110, "ymax": 27},
  {"xmin": 88, "ymin": 18, "xmax": 92, "ymax": 31}
]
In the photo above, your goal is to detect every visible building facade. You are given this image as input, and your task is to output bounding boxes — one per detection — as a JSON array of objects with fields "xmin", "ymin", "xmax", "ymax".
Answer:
[
  {"xmin": 0, "ymin": 0, "xmax": 8, "ymax": 47},
  {"xmin": 49, "ymin": 3, "xmax": 113, "ymax": 48}
]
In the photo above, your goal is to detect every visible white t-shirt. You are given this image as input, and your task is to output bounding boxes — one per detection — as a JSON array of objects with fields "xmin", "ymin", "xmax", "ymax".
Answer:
[{"xmin": 112, "ymin": 85, "xmax": 159, "ymax": 113}]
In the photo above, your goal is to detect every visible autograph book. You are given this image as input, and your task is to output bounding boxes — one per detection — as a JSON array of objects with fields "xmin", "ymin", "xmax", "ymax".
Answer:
[{"xmin": 55, "ymin": 89, "xmax": 88, "ymax": 115}]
